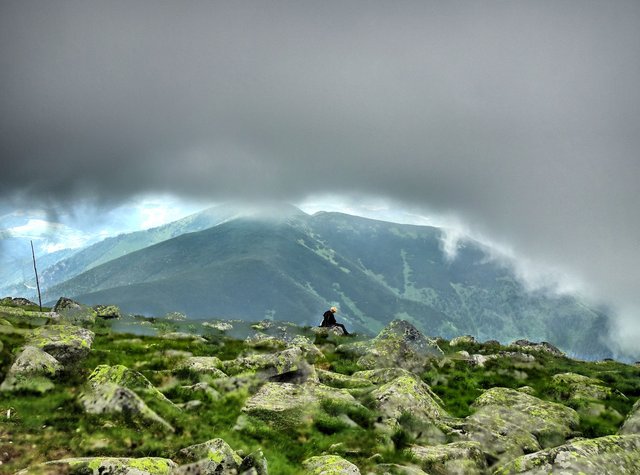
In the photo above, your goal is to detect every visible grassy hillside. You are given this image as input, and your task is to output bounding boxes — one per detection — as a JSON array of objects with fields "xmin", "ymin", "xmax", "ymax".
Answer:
[{"xmin": 1, "ymin": 304, "xmax": 638, "ymax": 474}]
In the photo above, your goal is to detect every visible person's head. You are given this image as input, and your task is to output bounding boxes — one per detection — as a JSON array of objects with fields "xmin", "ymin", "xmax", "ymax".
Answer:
[{"xmin": 330, "ymin": 306, "xmax": 338, "ymax": 313}]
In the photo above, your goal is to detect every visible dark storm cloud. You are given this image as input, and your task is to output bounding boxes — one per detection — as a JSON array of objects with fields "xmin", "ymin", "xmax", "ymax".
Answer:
[{"xmin": 2, "ymin": 1, "xmax": 640, "ymax": 354}]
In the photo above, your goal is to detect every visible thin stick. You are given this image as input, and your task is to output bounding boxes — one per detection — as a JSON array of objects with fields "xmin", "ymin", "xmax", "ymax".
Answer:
[{"xmin": 30, "ymin": 240, "xmax": 42, "ymax": 312}]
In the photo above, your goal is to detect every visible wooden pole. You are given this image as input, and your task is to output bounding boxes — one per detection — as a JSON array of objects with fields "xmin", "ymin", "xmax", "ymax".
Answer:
[{"xmin": 30, "ymin": 240, "xmax": 42, "ymax": 312}]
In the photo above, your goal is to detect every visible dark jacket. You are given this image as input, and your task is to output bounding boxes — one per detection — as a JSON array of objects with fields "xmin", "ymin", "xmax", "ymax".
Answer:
[{"xmin": 321, "ymin": 310, "xmax": 336, "ymax": 327}]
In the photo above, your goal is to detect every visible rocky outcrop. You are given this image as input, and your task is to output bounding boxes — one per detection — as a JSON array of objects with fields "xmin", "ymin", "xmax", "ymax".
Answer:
[
  {"xmin": 26, "ymin": 324, "xmax": 94, "ymax": 366},
  {"xmin": 79, "ymin": 381, "xmax": 174, "ymax": 432},
  {"xmin": 240, "ymin": 382, "xmax": 363, "ymax": 431},
  {"xmin": 222, "ymin": 346, "xmax": 317, "ymax": 383},
  {"xmin": 316, "ymin": 368, "xmax": 373, "ymax": 389},
  {"xmin": 494, "ymin": 434, "xmax": 640, "ymax": 474},
  {"xmin": 551, "ymin": 372, "xmax": 612, "ymax": 401},
  {"xmin": 174, "ymin": 438, "xmax": 243, "ymax": 472},
  {"xmin": 371, "ymin": 374, "xmax": 448, "ymax": 425},
  {"xmin": 87, "ymin": 364, "xmax": 179, "ymax": 411},
  {"xmin": 619, "ymin": 398, "xmax": 640, "ymax": 435},
  {"xmin": 202, "ymin": 320, "xmax": 233, "ymax": 331},
  {"xmin": 1, "ymin": 297, "xmax": 37, "ymax": 306},
  {"xmin": 176, "ymin": 356, "xmax": 227, "ymax": 378},
  {"xmin": 510, "ymin": 339, "xmax": 564, "ymax": 357},
  {"xmin": 464, "ymin": 387, "xmax": 579, "ymax": 464},
  {"xmin": 53, "ymin": 296, "xmax": 97, "ymax": 324},
  {"xmin": 245, "ymin": 333, "xmax": 287, "ymax": 350},
  {"xmin": 15, "ymin": 456, "xmax": 177, "ymax": 474},
  {"xmin": 93, "ymin": 304, "xmax": 122, "ymax": 319},
  {"xmin": 0, "ymin": 345, "xmax": 62, "ymax": 393},
  {"xmin": 302, "ymin": 455, "xmax": 360, "ymax": 474},
  {"xmin": 178, "ymin": 382, "xmax": 221, "ymax": 402},
  {"xmin": 355, "ymin": 320, "xmax": 443, "ymax": 371},
  {"xmin": 408, "ymin": 441, "xmax": 487, "ymax": 475},
  {"xmin": 449, "ymin": 335, "xmax": 476, "ymax": 347}
]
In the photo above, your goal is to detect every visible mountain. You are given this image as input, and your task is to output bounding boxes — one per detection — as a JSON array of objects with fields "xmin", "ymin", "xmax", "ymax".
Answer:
[
  {"xmin": 32, "ymin": 204, "xmax": 252, "ymax": 292},
  {"xmin": 43, "ymin": 207, "xmax": 612, "ymax": 359}
]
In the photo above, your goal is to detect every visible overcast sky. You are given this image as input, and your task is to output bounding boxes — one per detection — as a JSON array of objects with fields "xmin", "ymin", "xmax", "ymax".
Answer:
[{"xmin": 1, "ymin": 1, "xmax": 639, "ymax": 357}]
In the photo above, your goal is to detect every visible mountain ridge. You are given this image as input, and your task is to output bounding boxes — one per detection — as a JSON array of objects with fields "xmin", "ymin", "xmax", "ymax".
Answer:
[{"xmin": 39, "ymin": 208, "xmax": 612, "ymax": 359}]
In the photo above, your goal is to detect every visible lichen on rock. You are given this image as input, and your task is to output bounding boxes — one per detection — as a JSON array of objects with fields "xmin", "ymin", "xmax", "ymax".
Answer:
[
  {"xmin": 494, "ymin": 434, "xmax": 640, "ymax": 474},
  {"xmin": 302, "ymin": 454, "xmax": 361, "ymax": 474},
  {"xmin": 15, "ymin": 456, "xmax": 177, "ymax": 475},
  {"xmin": 551, "ymin": 372, "xmax": 612, "ymax": 401},
  {"xmin": 79, "ymin": 381, "xmax": 175, "ymax": 432},
  {"xmin": 174, "ymin": 438, "xmax": 243, "ymax": 472},
  {"xmin": 26, "ymin": 324, "xmax": 94, "ymax": 366},
  {"xmin": 0, "ymin": 345, "xmax": 62, "ymax": 393},
  {"xmin": 409, "ymin": 441, "xmax": 487, "ymax": 475},
  {"xmin": 619, "ymin": 397, "xmax": 640, "ymax": 435},
  {"xmin": 355, "ymin": 320, "xmax": 443, "ymax": 372}
]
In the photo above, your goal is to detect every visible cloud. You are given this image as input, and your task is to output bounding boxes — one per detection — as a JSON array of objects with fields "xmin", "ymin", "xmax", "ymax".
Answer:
[{"xmin": 1, "ymin": 1, "xmax": 639, "ymax": 356}]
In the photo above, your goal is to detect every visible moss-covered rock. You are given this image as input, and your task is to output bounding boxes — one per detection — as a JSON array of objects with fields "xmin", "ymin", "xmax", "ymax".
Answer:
[
  {"xmin": 302, "ymin": 455, "xmax": 361, "ymax": 474},
  {"xmin": 93, "ymin": 304, "xmax": 122, "ymax": 319},
  {"xmin": 240, "ymin": 382, "xmax": 363, "ymax": 431},
  {"xmin": 551, "ymin": 372, "xmax": 612, "ymax": 400},
  {"xmin": 178, "ymin": 381, "xmax": 221, "ymax": 402},
  {"xmin": 288, "ymin": 335, "xmax": 326, "ymax": 363},
  {"xmin": 26, "ymin": 324, "xmax": 94, "ymax": 366},
  {"xmin": 409, "ymin": 441, "xmax": 487, "ymax": 475},
  {"xmin": 619, "ymin": 397, "xmax": 640, "ymax": 435},
  {"xmin": 372, "ymin": 464, "xmax": 428, "ymax": 474},
  {"xmin": 174, "ymin": 438, "xmax": 243, "ymax": 472},
  {"xmin": 53, "ymin": 297, "xmax": 97, "ymax": 325},
  {"xmin": 464, "ymin": 387, "xmax": 579, "ymax": 464},
  {"xmin": 79, "ymin": 381, "xmax": 174, "ymax": 432},
  {"xmin": 494, "ymin": 434, "xmax": 640, "ymax": 474},
  {"xmin": 222, "ymin": 346, "xmax": 316, "ymax": 383},
  {"xmin": 245, "ymin": 332, "xmax": 287, "ymax": 350},
  {"xmin": 88, "ymin": 364, "xmax": 179, "ymax": 411},
  {"xmin": 0, "ymin": 345, "xmax": 62, "ymax": 393},
  {"xmin": 509, "ymin": 339, "xmax": 564, "ymax": 357},
  {"xmin": 371, "ymin": 374, "xmax": 449, "ymax": 423},
  {"xmin": 15, "ymin": 456, "xmax": 176, "ymax": 474},
  {"xmin": 176, "ymin": 356, "xmax": 227, "ymax": 378},
  {"xmin": 239, "ymin": 448, "xmax": 269, "ymax": 475},
  {"xmin": 316, "ymin": 368, "xmax": 373, "ymax": 389},
  {"xmin": 356, "ymin": 320, "xmax": 443, "ymax": 372}
]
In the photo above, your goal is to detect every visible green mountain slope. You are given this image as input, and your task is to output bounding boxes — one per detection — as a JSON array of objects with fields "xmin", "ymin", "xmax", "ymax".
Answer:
[
  {"xmin": 43, "ymin": 210, "xmax": 612, "ymax": 359},
  {"xmin": 36, "ymin": 205, "xmax": 246, "ymax": 291}
]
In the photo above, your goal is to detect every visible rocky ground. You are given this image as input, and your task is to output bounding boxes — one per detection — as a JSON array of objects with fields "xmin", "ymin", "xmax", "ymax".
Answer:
[{"xmin": 1, "ymin": 296, "xmax": 639, "ymax": 474}]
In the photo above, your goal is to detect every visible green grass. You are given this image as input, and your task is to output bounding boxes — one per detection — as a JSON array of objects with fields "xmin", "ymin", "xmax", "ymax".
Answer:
[{"xmin": 1, "ymin": 320, "xmax": 639, "ymax": 473}]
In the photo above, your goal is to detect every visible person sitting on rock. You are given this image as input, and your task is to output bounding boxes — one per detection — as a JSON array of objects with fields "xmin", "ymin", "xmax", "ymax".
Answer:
[{"xmin": 320, "ymin": 306, "xmax": 350, "ymax": 335}]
